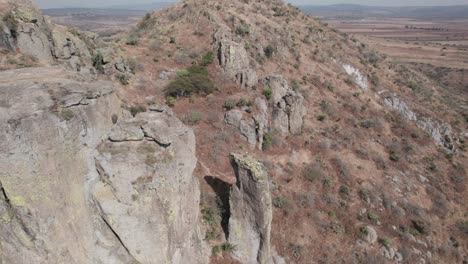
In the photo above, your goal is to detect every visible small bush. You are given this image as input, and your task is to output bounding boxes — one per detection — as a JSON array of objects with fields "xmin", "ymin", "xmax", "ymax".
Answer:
[
  {"xmin": 368, "ymin": 212, "xmax": 379, "ymax": 221},
  {"xmin": 379, "ymin": 237, "xmax": 392, "ymax": 249},
  {"xmin": 166, "ymin": 96, "xmax": 176, "ymax": 107},
  {"xmin": 235, "ymin": 26, "xmax": 250, "ymax": 36},
  {"xmin": 236, "ymin": 98, "xmax": 252, "ymax": 107},
  {"xmin": 302, "ymin": 164, "xmax": 323, "ymax": 182},
  {"xmin": 272, "ymin": 196, "xmax": 291, "ymax": 209},
  {"xmin": 263, "ymin": 88, "xmax": 273, "ymax": 100},
  {"xmin": 201, "ymin": 207, "xmax": 219, "ymax": 227},
  {"xmin": 183, "ymin": 111, "xmax": 203, "ymax": 125},
  {"xmin": 200, "ymin": 51, "xmax": 214, "ymax": 66},
  {"xmin": 129, "ymin": 105, "xmax": 147, "ymax": 117},
  {"xmin": 262, "ymin": 132, "xmax": 275, "ymax": 150},
  {"xmin": 92, "ymin": 52, "xmax": 104, "ymax": 74},
  {"xmin": 224, "ymin": 100, "xmax": 236, "ymax": 110},
  {"xmin": 165, "ymin": 65, "xmax": 216, "ymax": 97},
  {"xmin": 126, "ymin": 37, "xmax": 138, "ymax": 46},
  {"xmin": 264, "ymin": 45, "xmax": 274, "ymax": 58},
  {"xmin": 177, "ymin": 69, "xmax": 190, "ymax": 77},
  {"xmin": 117, "ymin": 74, "xmax": 130, "ymax": 85},
  {"xmin": 220, "ymin": 242, "xmax": 236, "ymax": 252},
  {"xmin": 318, "ymin": 114, "xmax": 327, "ymax": 121},
  {"xmin": 169, "ymin": 37, "xmax": 176, "ymax": 44}
]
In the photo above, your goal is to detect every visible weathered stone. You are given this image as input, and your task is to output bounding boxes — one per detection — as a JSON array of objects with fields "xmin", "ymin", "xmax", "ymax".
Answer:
[
  {"xmin": 225, "ymin": 109, "xmax": 243, "ymax": 127},
  {"xmin": 264, "ymin": 75, "xmax": 306, "ymax": 135},
  {"xmin": 364, "ymin": 226, "xmax": 378, "ymax": 244},
  {"xmin": 343, "ymin": 63, "xmax": 369, "ymax": 91},
  {"xmin": 215, "ymin": 26, "xmax": 257, "ymax": 88},
  {"xmin": 0, "ymin": 66, "xmax": 208, "ymax": 263},
  {"xmin": 229, "ymin": 153, "xmax": 272, "ymax": 264}
]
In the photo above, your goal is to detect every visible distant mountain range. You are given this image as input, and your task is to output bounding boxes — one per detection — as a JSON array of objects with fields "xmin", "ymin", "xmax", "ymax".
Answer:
[{"xmin": 299, "ymin": 4, "xmax": 468, "ymax": 19}]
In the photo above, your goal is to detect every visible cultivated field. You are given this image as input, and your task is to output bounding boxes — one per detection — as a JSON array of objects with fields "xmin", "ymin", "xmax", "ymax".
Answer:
[{"xmin": 327, "ymin": 18, "xmax": 468, "ymax": 69}]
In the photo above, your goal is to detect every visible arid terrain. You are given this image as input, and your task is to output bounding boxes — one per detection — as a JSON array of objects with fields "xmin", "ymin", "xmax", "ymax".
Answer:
[{"xmin": 1, "ymin": 0, "xmax": 467, "ymax": 264}]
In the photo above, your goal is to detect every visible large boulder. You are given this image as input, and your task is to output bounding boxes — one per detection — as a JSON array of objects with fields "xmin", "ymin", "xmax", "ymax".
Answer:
[
  {"xmin": 0, "ymin": 66, "xmax": 208, "ymax": 263},
  {"xmin": 229, "ymin": 153, "xmax": 273, "ymax": 264}
]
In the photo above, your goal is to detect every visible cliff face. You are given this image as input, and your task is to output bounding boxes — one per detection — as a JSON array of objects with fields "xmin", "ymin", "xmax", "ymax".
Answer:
[{"xmin": 0, "ymin": 66, "xmax": 208, "ymax": 263}]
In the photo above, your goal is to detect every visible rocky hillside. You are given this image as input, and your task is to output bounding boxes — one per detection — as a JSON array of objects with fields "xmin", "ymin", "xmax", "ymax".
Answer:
[{"xmin": 0, "ymin": 0, "xmax": 467, "ymax": 263}]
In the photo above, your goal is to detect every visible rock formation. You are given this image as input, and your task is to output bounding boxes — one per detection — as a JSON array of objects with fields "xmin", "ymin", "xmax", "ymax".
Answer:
[
  {"xmin": 215, "ymin": 26, "xmax": 257, "ymax": 89},
  {"xmin": 264, "ymin": 75, "xmax": 306, "ymax": 135},
  {"xmin": 228, "ymin": 153, "xmax": 273, "ymax": 264},
  {"xmin": 0, "ymin": 66, "xmax": 208, "ymax": 263}
]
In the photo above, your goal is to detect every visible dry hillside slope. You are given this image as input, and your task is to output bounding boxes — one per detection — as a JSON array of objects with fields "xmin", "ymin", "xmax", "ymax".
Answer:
[{"xmin": 0, "ymin": 0, "xmax": 466, "ymax": 263}]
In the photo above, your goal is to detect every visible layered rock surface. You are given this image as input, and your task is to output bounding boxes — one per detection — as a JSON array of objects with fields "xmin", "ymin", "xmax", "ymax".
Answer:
[{"xmin": 0, "ymin": 66, "xmax": 208, "ymax": 263}]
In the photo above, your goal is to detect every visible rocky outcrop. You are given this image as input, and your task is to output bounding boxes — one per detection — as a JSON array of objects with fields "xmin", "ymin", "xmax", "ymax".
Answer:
[
  {"xmin": 229, "ymin": 153, "xmax": 273, "ymax": 264},
  {"xmin": 343, "ymin": 64, "xmax": 369, "ymax": 91},
  {"xmin": 215, "ymin": 26, "xmax": 257, "ymax": 88},
  {"xmin": 0, "ymin": 66, "xmax": 208, "ymax": 263},
  {"xmin": 225, "ymin": 110, "xmax": 257, "ymax": 146},
  {"xmin": 264, "ymin": 75, "xmax": 306, "ymax": 135},
  {"xmin": 380, "ymin": 92, "xmax": 455, "ymax": 152}
]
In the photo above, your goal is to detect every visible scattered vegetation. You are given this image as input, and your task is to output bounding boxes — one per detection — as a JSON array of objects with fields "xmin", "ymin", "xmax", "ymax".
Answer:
[
  {"xmin": 116, "ymin": 74, "xmax": 130, "ymax": 85},
  {"xmin": 200, "ymin": 51, "xmax": 214, "ymax": 66}
]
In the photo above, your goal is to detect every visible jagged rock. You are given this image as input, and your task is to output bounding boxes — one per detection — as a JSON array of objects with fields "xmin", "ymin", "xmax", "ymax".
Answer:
[
  {"xmin": 383, "ymin": 94, "xmax": 417, "ymax": 121},
  {"xmin": 215, "ymin": 26, "xmax": 257, "ymax": 88},
  {"xmin": 380, "ymin": 246, "xmax": 396, "ymax": 260},
  {"xmin": 0, "ymin": 66, "xmax": 208, "ymax": 263},
  {"xmin": 225, "ymin": 110, "xmax": 257, "ymax": 146},
  {"xmin": 225, "ymin": 109, "xmax": 243, "ymax": 127},
  {"xmin": 342, "ymin": 63, "xmax": 369, "ymax": 91},
  {"xmin": 379, "ymin": 92, "xmax": 456, "ymax": 152},
  {"xmin": 229, "ymin": 153, "xmax": 273, "ymax": 264},
  {"xmin": 264, "ymin": 75, "xmax": 306, "ymax": 135}
]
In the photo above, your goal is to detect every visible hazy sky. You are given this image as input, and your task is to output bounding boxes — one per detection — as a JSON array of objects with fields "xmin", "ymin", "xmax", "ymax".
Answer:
[{"xmin": 35, "ymin": 0, "xmax": 468, "ymax": 9}]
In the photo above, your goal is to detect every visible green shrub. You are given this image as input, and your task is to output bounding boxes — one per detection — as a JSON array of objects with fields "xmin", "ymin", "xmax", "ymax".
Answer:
[
  {"xmin": 220, "ymin": 242, "xmax": 236, "ymax": 252},
  {"xmin": 201, "ymin": 207, "xmax": 219, "ymax": 227},
  {"xmin": 379, "ymin": 237, "xmax": 392, "ymax": 249},
  {"xmin": 302, "ymin": 164, "xmax": 323, "ymax": 182},
  {"xmin": 235, "ymin": 26, "xmax": 250, "ymax": 36},
  {"xmin": 177, "ymin": 69, "xmax": 190, "ymax": 77},
  {"xmin": 183, "ymin": 111, "xmax": 203, "ymax": 125},
  {"xmin": 117, "ymin": 74, "xmax": 130, "ymax": 85},
  {"xmin": 368, "ymin": 212, "xmax": 379, "ymax": 221},
  {"xmin": 165, "ymin": 65, "xmax": 216, "ymax": 97},
  {"xmin": 236, "ymin": 98, "xmax": 252, "ymax": 107},
  {"xmin": 169, "ymin": 37, "xmax": 176, "ymax": 44},
  {"xmin": 272, "ymin": 196, "xmax": 291, "ymax": 208},
  {"xmin": 263, "ymin": 88, "xmax": 273, "ymax": 100},
  {"xmin": 318, "ymin": 114, "xmax": 327, "ymax": 121},
  {"xmin": 389, "ymin": 151, "xmax": 400, "ymax": 162},
  {"xmin": 262, "ymin": 132, "xmax": 275, "ymax": 150},
  {"xmin": 166, "ymin": 96, "xmax": 176, "ymax": 107},
  {"xmin": 264, "ymin": 45, "xmax": 274, "ymax": 58},
  {"xmin": 224, "ymin": 100, "xmax": 236, "ymax": 110},
  {"xmin": 200, "ymin": 51, "xmax": 214, "ymax": 66}
]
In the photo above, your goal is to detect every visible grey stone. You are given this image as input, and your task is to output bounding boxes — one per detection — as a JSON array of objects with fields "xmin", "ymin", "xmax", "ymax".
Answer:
[{"xmin": 229, "ymin": 153, "xmax": 273, "ymax": 264}]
